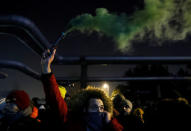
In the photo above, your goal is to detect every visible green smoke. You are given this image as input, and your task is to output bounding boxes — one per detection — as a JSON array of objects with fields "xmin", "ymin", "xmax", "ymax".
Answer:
[{"xmin": 65, "ymin": 0, "xmax": 191, "ymax": 52}]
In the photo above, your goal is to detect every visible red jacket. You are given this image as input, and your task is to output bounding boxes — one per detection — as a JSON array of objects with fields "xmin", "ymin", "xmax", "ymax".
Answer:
[{"xmin": 41, "ymin": 73, "xmax": 124, "ymax": 131}]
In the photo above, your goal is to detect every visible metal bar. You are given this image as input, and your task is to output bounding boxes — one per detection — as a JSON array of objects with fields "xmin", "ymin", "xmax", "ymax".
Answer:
[
  {"xmin": 53, "ymin": 56, "xmax": 81, "ymax": 65},
  {"xmin": 0, "ymin": 27, "xmax": 45, "ymax": 55},
  {"xmin": 0, "ymin": 15, "xmax": 51, "ymax": 55},
  {"xmin": 85, "ymin": 56, "xmax": 191, "ymax": 64},
  {"xmin": 56, "ymin": 76, "xmax": 191, "ymax": 82},
  {"xmin": 54, "ymin": 56, "xmax": 191, "ymax": 65},
  {"xmin": 80, "ymin": 57, "xmax": 87, "ymax": 88},
  {"xmin": 0, "ymin": 71, "xmax": 8, "ymax": 79},
  {"xmin": 0, "ymin": 60, "xmax": 41, "ymax": 80}
]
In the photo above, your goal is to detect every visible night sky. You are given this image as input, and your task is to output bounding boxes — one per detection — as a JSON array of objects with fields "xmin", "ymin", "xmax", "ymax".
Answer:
[{"xmin": 0, "ymin": 0, "xmax": 191, "ymax": 98}]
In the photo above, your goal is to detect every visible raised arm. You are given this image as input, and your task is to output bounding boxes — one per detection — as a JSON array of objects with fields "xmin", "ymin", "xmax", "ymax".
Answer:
[{"xmin": 41, "ymin": 49, "xmax": 67, "ymax": 123}]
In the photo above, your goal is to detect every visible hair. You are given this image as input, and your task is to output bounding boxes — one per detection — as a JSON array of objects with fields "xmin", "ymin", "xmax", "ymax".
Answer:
[{"xmin": 68, "ymin": 87, "xmax": 113, "ymax": 115}]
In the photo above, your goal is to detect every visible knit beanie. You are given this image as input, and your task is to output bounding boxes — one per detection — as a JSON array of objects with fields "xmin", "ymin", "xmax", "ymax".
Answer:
[{"xmin": 6, "ymin": 90, "xmax": 30, "ymax": 110}]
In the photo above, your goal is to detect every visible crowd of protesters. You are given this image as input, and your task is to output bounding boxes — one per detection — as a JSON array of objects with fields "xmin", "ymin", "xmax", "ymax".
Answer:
[{"xmin": 0, "ymin": 49, "xmax": 191, "ymax": 131}]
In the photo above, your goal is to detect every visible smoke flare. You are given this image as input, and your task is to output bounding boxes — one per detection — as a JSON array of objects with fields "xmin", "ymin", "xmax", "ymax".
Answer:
[{"xmin": 65, "ymin": 0, "xmax": 191, "ymax": 52}]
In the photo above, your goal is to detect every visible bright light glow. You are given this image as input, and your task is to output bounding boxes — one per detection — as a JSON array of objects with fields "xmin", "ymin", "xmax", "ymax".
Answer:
[
  {"xmin": 103, "ymin": 83, "xmax": 109, "ymax": 89},
  {"xmin": 102, "ymin": 82, "xmax": 110, "ymax": 96}
]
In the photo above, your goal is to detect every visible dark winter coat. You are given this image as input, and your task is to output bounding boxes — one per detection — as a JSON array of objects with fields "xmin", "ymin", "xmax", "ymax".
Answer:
[{"xmin": 0, "ymin": 106, "xmax": 41, "ymax": 131}]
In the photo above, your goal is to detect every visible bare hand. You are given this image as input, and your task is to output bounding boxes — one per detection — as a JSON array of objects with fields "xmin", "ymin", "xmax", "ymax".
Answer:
[{"xmin": 41, "ymin": 49, "xmax": 56, "ymax": 74}]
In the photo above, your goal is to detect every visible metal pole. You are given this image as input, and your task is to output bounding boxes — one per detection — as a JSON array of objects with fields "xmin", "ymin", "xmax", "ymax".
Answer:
[
  {"xmin": 56, "ymin": 76, "xmax": 191, "ymax": 82},
  {"xmin": 0, "ymin": 60, "xmax": 40, "ymax": 80},
  {"xmin": 54, "ymin": 56, "xmax": 191, "ymax": 65},
  {"xmin": 80, "ymin": 57, "xmax": 87, "ymax": 88}
]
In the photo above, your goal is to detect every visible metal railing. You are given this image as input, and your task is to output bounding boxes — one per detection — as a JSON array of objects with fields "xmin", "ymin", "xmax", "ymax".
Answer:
[
  {"xmin": 0, "ymin": 60, "xmax": 40, "ymax": 80},
  {"xmin": 0, "ymin": 15, "xmax": 50, "ymax": 55},
  {"xmin": 1, "ymin": 15, "xmax": 191, "ymax": 88}
]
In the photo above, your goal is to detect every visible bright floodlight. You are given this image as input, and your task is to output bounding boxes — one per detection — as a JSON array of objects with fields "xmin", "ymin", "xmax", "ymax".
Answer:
[
  {"xmin": 102, "ymin": 83, "xmax": 110, "ymax": 96},
  {"xmin": 103, "ymin": 83, "xmax": 109, "ymax": 89}
]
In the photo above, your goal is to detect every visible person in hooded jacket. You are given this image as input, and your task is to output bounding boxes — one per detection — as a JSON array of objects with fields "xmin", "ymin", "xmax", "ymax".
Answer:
[
  {"xmin": 40, "ymin": 49, "xmax": 124, "ymax": 131},
  {"xmin": 0, "ymin": 90, "xmax": 41, "ymax": 131},
  {"xmin": 112, "ymin": 93, "xmax": 134, "ymax": 131}
]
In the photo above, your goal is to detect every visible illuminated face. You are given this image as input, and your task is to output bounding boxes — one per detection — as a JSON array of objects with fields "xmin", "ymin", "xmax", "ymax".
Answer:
[
  {"xmin": 123, "ymin": 104, "xmax": 133, "ymax": 115},
  {"xmin": 87, "ymin": 98, "xmax": 104, "ymax": 112},
  {"xmin": 124, "ymin": 106, "xmax": 132, "ymax": 115}
]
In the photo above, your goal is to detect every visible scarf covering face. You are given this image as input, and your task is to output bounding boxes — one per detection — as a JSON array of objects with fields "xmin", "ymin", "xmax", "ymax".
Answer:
[
  {"xmin": 2, "ymin": 104, "xmax": 32, "ymax": 125},
  {"xmin": 84, "ymin": 112, "xmax": 106, "ymax": 131},
  {"xmin": 3, "ymin": 111, "xmax": 23, "ymax": 125}
]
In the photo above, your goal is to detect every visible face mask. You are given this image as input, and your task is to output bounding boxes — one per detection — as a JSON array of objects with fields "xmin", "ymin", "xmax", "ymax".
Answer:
[
  {"xmin": 2, "ymin": 103, "xmax": 22, "ymax": 125},
  {"xmin": 4, "ymin": 111, "xmax": 23, "ymax": 125},
  {"xmin": 84, "ymin": 112, "xmax": 105, "ymax": 131}
]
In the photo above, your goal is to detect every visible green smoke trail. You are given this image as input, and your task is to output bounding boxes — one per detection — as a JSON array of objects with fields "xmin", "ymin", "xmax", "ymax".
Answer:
[{"xmin": 65, "ymin": 0, "xmax": 191, "ymax": 52}]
